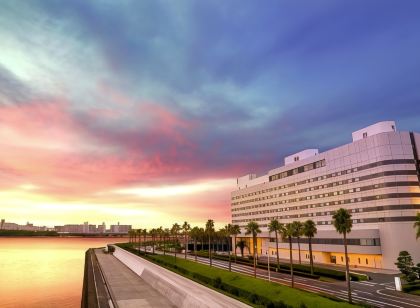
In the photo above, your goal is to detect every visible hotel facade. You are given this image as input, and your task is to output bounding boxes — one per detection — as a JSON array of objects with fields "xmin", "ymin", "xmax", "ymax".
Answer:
[{"xmin": 231, "ymin": 121, "xmax": 420, "ymax": 270}]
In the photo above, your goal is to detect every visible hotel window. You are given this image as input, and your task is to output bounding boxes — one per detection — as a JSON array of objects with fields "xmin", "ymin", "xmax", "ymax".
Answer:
[
  {"xmin": 366, "ymin": 258, "xmax": 369, "ymax": 265},
  {"xmin": 363, "ymin": 132, "xmax": 368, "ymax": 138}
]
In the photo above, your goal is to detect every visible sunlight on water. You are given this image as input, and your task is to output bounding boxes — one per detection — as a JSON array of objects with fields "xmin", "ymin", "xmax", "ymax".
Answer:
[{"xmin": 0, "ymin": 237, "xmax": 126, "ymax": 308}]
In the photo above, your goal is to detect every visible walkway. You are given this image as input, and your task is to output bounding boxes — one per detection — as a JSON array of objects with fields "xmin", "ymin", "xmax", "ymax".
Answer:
[{"xmin": 95, "ymin": 249, "xmax": 174, "ymax": 308}]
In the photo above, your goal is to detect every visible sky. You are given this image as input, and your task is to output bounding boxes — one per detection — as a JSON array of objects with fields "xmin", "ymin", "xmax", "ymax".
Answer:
[{"xmin": 1, "ymin": 0, "xmax": 420, "ymax": 229}]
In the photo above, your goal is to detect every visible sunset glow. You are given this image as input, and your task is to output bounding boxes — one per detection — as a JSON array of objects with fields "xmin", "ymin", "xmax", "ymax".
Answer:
[{"xmin": 1, "ymin": 1, "xmax": 420, "ymax": 229}]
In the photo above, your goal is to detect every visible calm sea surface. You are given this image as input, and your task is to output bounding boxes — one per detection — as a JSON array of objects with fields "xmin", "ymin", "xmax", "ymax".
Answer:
[{"xmin": 0, "ymin": 237, "xmax": 126, "ymax": 308}]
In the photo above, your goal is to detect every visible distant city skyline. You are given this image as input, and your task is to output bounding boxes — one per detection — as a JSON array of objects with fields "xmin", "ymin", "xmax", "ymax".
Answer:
[
  {"xmin": 1, "ymin": 1, "xmax": 420, "ymax": 227},
  {"xmin": 1, "ymin": 218, "xmax": 131, "ymax": 234}
]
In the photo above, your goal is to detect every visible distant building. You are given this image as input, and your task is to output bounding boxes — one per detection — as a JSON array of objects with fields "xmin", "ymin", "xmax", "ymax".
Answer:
[
  {"xmin": 0, "ymin": 219, "xmax": 46, "ymax": 231},
  {"xmin": 110, "ymin": 222, "xmax": 131, "ymax": 234},
  {"xmin": 83, "ymin": 222, "xmax": 89, "ymax": 233},
  {"xmin": 19, "ymin": 222, "xmax": 46, "ymax": 231},
  {"xmin": 1, "ymin": 219, "xmax": 131, "ymax": 235},
  {"xmin": 231, "ymin": 121, "xmax": 420, "ymax": 270},
  {"xmin": 97, "ymin": 222, "xmax": 106, "ymax": 233},
  {"xmin": 2, "ymin": 222, "xmax": 19, "ymax": 230}
]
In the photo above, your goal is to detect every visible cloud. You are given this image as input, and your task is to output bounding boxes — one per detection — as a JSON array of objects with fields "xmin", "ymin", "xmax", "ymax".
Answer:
[{"xmin": 1, "ymin": 0, "xmax": 420, "ymax": 226}]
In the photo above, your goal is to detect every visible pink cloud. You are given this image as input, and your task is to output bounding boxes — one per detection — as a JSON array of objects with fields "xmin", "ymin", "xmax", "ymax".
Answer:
[{"xmin": 0, "ymin": 98, "xmax": 263, "ymax": 225}]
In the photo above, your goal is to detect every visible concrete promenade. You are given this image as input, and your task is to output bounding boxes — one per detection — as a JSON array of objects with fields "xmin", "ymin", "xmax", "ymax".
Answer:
[
  {"xmin": 95, "ymin": 248, "xmax": 174, "ymax": 308},
  {"xmin": 94, "ymin": 247, "xmax": 250, "ymax": 308}
]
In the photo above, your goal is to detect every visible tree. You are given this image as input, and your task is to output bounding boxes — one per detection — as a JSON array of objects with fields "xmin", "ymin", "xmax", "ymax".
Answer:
[
  {"xmin": 157, "ymin": 226, "xmax": 163, "ymax": 251},
  {"xmin": 303, "ymin": 220, "xmax": 317, "ymax": 275},
  {"xmin": 236, "ymin": 240, "xmax": 247, "ymax": 257},
  {"xmin": 224, "ymin": 224, "xmax": 233, "ymax": 271},
  {"xmin": 283, "ymin": 223, "xmax": 295, "ymax": 287},
  {"xmin": 293, "ymin": 221, "xmax": 304, "ymax": 264},
  {"xmin": 414, "ymin": 213, "xmax": 420, "ymax": 240},
  {"xmin": 182, "ymin": 221, "xmax": 191, "ymax": 260},
  {"xmin": 333, "ymin": 208, "xmax": 353, "ymax": 303},
  {"xmin": 268, "ymin": 219, "xmax": 283, "ymax": 269},
  {"xmin": 128, "ymin": 230, "xmax": 134, "ymax": 244},
  {"xmin": 136, "ymin": 229, "xmax": 142, "ymax": 255},
  {"xmin": 395, "ymin": 251, "xmax": 417, "ymax": 282},
  {"xmin": 171, "ymin": 223, "xmax": 181, "ymax": 262},
  {"xmin": 190, "ymin": 226, "xmax": 200, "ymax": 261},
  {"xmin": 142, "ymin": 229, "xmax": 148, "ymax": 255},
  {"xmin": 230, "ymin": 225, "xmax": 241, "ymax": 263},
  {"xmin": 245, "ymin": 221, "xmax": 261, "ymax": 278},
  {"xmin": 163, "ymin": 228, "xmax": 170, "ymax": 256},
  {"xmin": 205, "ymin": 219, "xmax": 215, "ymax": 267},
  {"xmin": 150, "ymin": 228, "xmax": 159, "ymax": 254}
]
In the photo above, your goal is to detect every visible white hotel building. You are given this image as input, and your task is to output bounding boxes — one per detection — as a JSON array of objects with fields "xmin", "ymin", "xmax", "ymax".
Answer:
[{"xmin": 231, "ymin": 121, "xmax": 420, "ymax": 270}]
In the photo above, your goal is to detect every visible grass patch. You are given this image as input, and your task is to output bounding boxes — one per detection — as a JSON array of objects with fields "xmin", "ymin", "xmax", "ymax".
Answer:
[
  {"xmin": 402, "ymin": 281, "xmax": 420, "ymax": 296},
  {"xmin": 195, "ymin": 250, "xmax": 368, "ymax": 281},
  {"xmin": 117, "ymin": 243, "xmax": 362, "ymax": 308}
]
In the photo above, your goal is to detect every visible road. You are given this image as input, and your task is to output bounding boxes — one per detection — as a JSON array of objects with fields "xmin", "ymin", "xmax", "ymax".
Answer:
[{"xmin": 143, "ymin": 248, "xmax": 420, "ymax": 308}]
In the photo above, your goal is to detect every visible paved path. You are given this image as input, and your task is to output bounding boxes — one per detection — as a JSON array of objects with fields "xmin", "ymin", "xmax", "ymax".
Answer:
[
  {"xmin": 95, "ymin": 249, "xmax": 174, "ymax": 308},
  {"xmin": 113, "ymin": 246, "xmax": 251, "ymax": 308}
]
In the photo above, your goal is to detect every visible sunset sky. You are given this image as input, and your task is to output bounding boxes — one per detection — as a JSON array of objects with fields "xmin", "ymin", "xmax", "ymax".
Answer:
[{"xmin": 1, "ymin": 1, "xmax": 420, "ymax": 228}]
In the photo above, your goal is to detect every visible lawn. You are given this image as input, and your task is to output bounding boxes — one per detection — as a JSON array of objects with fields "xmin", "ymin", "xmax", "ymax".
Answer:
[
  {"xmin": 403, "ymin": 281, "xmax": 420, "ymax": 296},
  {"xmin": 118, "ymin": 243, "xmax": 362, "ymax": 308}
]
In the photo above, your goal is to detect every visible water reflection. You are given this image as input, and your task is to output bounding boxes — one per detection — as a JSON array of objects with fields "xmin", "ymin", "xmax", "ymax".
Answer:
[{"xmin": 0, "ymin": 237, "xmax": 126, "ymax": 308}]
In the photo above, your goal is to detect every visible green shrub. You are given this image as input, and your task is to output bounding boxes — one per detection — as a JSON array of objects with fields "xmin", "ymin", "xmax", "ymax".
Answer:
[{"xmin": 402, "ymin": 281, "xmax": 420, "ymax": 293}]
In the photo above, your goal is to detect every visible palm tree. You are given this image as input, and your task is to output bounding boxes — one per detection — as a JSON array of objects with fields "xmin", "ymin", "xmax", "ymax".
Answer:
[
  {"xmin": 236, "ymin": 240, "xmax": 247, "ymax": 257},
  {"xmin": 283, "ymin": 223, "xmax": 295, "ymax": 287},
  {"xmin": 414, "ymin": 213, "xmax": 420, "ymax": 240},
  {"xmin": 182, "ymin": 221, "xmax": 191, "ymax": 259},
  {"xmin": 293, "ymin": 221, "xmax": 304, "ymax": 264},
  {"xmin": 163, "ymin": 228, "xmax": 170, "ymax": 256},
  {"xmin": 136, "ymin": 229, "xmax": 142, "ymax": 255},
  {"xmin": 245, "ymin": 221, "xmax": 261, "ymax": 278},
  {"xmin": 190, "ymin": 226, "xmax": 200, "ymax": 261},
  {"xmin": 268, "ymin": 219, "xmax": 283, "ymax": 269},
  {"xmin": 199, "ymin": 227, "xmax": 205, "ymax": 252},
  {"xmin": 142, "ymin": 228, "xmax": 148, "ymax": 255},
  {"xmin": 157, "ymin": 226, "xmax": 163, "ymax": 251},
  {"xmin": 303, "ymin": 220, "xmax": 317, "ymax": 275},
  {"xmin": 205, "ymin": 219, "xmax": 215, "ymax": 266},
  {"xmin": 230, "ymin": 225, "xmax": 241, "ymax": 263},
  {"xmin": 222, "ymin": 224, "xmax": 233, "ymax": 271},
  {"xmin": 171, "ymin": 223, "xmax": 181, "ymax": 262},
  {"xmin": 333, "ymin": 208, "xmax": 353, "ymax": 304},
  {"xmin": 150, "ymin": 228, "xmax": 158, "ymax": 254},
  {"xmin": 128, "ymin": 230, "xmax": 133, "ymax": 244}
]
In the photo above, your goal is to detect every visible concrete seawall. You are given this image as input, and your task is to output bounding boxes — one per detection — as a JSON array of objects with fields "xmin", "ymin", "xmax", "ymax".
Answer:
[
  {"xmin": 81, "ymin": 248, "xmax": 113, "ymax": 308},
  {"xmin": 112, "ymin": 246, "xmax": 249, "ymax": 308}
]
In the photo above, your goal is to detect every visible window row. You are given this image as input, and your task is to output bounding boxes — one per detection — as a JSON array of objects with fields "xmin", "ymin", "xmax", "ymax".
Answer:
[
  {"xmin": 269, "ymin": 159, "xmax": 326, "ymax": 182},
  {"xmin": 232, "ymin": 159, "xmax": 415, "ymax": 201},
  {"xmin": 233, "ymin": 203, "xmax": 420, "ymax": 219},
  {"xmin": 232, "ymin": 181, "xmax": 419, "ymax": 213},
  {"xmin": 234, "ymin": 215, "xmax": 418, "ymax": 226},
  {"xmin": 232, "ymin": 169, "xmax": 417, "ymax": 206}
]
